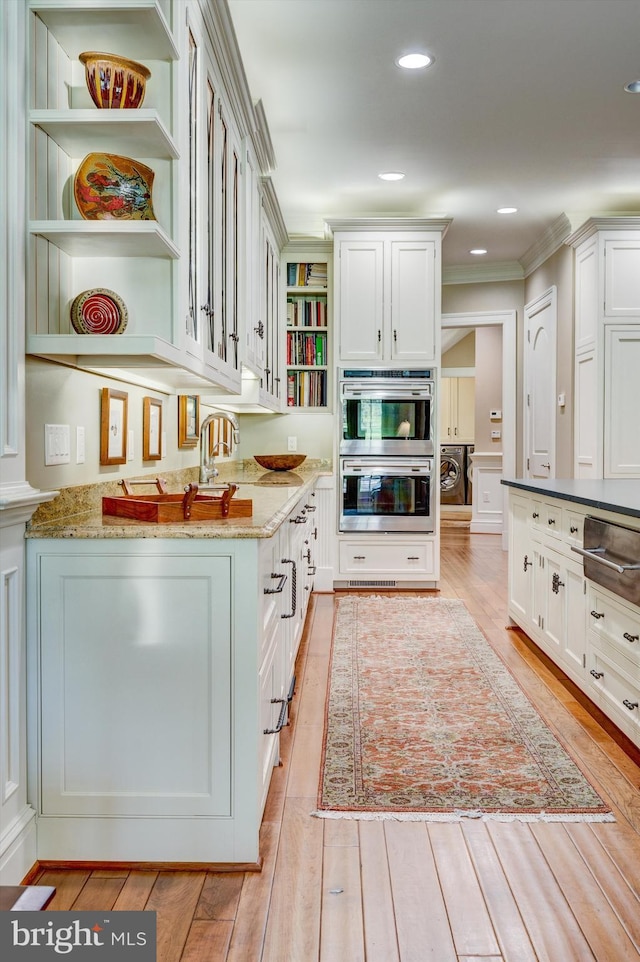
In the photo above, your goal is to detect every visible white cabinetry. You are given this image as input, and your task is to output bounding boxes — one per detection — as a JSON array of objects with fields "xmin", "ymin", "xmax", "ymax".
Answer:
[
  {"xmin": 330, "ymin": 220, "xmax": 450, "ymax": 366},
  {"xmin": 568, "ymin": 218, "xmax": 640, "ymax": 478},
  {"xmin": 440, "ymin": 377, "xmax": 475, "ymax": 443},
  {"xmin": 587, "ymin": 585, "xmax": 640, "ymax": 745},
  {"xmin": 26, "ymin": 481, "xmax": 321, "ymax": 864},
  {"xmin": 507, "ymin": 490, "xmax": 588, "ymax": 684},
  {"xmin": 507, "ymin": 485, "xmax": 640, "ymax": 750}
]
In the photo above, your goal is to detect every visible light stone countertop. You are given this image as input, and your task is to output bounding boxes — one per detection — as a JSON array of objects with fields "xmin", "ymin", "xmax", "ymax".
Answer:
[{"xmin": 26, "ymin": 461, "xmax": 333, "ymax": 540}]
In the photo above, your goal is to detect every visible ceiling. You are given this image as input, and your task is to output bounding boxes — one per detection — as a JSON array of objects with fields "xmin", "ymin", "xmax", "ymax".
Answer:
[{"xmin": 227, "ymin": 0, "xmax": 640, "ymax": 272}]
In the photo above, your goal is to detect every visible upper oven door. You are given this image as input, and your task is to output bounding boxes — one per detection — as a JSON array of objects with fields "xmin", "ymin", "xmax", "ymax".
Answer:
[{"xmin": 340, "ymin": 381, "xmax": 434, "ymax": 456}]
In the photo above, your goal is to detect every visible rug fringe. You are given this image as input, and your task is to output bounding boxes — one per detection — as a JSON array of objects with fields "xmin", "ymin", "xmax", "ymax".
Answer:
[{"xmin": 311, "ymin": 809, "xmax": 615, "ymax": 823}]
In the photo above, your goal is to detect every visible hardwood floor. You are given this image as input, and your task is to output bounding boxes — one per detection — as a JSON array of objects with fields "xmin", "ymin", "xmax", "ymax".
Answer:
[{"xmin": 30, "ymin": 530, "xmax": 640, "ymax": 961}]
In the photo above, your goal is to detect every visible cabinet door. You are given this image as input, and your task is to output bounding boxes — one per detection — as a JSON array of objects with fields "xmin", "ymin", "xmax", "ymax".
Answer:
[
  {"xmin": 574, "ymin": 236, "xmax": 599, "ymax": 353},
  {"xmin": 390, "ymin": 240, "xmax": 436, "ymax": 361},
  {"xmin": 455, "ymin": 377, "xmax": 475, "ymax": 443},
  {"xmin": 604, "ymin": 326, "xmax": 640, "ymax": 477},
  {"xmin": 604, "ymin": 239, "xmax": 640, "ymax": 317},
  {"xmin": 262, "ymin": 217, "xmax": 282, "ymax": 402},
  {"xmin": 39, "ymin": 553, "xmax": 232, "ymax": 818},
  {"xmin": 440, "ymin": 378, "xmax": 453, "ymax": 439},
  {"xmin": 337, "ymin": 240, "xmax": 384, "ymax": 361},
  {"xmin": 574, "ymin": 349, "xmax": 601, "ymax": 478},
  {"xmin": 508, "ymin": 494, "xmax": 534, "ymax": 625}
]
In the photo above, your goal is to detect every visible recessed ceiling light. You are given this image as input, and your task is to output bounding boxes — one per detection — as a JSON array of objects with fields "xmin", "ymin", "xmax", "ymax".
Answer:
[
  {"xmin": 378, "ymin": 171, "xmax": 405, "ymax": 181},
  {"xmin": 497, "ymin": 207, "xmax": 518, "ymax": 214},
  {"xmin": 397, "ymin": 52, "xmax": 433, "ymax": 70},
  {"xmin": 624, "ymin": 79, "xmax": 640, "ymax": 93},
  {"xmin": 469, "ymin": 248, "xmax": 488, "ymax": 255}
]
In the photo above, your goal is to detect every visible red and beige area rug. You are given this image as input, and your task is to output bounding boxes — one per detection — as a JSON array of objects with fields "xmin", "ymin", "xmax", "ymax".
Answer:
[{"xmin": 315, "ymin": 595, "xmax": 613, "ymax": 822}]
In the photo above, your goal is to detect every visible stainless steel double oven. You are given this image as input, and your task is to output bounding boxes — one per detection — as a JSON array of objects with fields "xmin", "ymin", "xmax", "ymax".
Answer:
[{"xmin": 339, "ymin": 369, "xmax": 436, "ymax": 532}]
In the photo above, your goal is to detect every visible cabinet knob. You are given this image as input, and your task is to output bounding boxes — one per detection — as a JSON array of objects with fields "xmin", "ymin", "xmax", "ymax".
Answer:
[
  {"xmin": 623, "ymin": 699, "xmax": 639, "ymax": 711},
  {"xmin": 532, "ymin": 512, "xmax": 539, "ymax": 519},
  {"xmin": 590, "ymin": 610, "xmax": 605, "ymax": 620},
  {"xmin": 548, "ymin": 517, "xmax": 556, "ymax": 525},
  {"xmin": 570, "ymin": 525, "xmax": 579, "ymax": 534},
  {"xmin": 590, "ymin": 669, "xmax": 604, "ymax": 679},
  {"xmin": 623, "ymin": 632, "xmax": 639, "ymax": 643}
]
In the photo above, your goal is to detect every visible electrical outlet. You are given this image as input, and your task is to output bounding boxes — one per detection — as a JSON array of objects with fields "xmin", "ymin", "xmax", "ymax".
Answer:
[
  {"xmin": 483, "ymin": 491, "xmax": 491, "ymax": 503},
  {"xmin": 491, "ymin": 429, "xmax": 501, "ymax": 439},
  {"xmin": 287, "ymin": 436, "xmax": 297, "ymax": 452}
]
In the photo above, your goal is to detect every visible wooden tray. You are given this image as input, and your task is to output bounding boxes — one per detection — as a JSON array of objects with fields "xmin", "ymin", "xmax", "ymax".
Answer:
[{"xmin": 102, "ymin": 483, "xmax": 252, "ymax": 523}]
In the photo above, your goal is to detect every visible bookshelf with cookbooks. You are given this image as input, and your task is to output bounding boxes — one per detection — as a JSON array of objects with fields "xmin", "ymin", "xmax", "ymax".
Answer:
[{"xmin": 283, "ymin": 245, "xmax": 332, "ymax": 410}]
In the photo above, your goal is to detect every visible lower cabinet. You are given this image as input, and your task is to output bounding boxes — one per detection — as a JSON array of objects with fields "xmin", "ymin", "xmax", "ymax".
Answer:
[
  {"xmin": 507, "ymin": 487, "xmax": 640, "ymax": 750},
  {"xmin": 336, "ymin": 536, "xmax": 438, "ymax": 587},
  {"xmin": 26, "ymin": 487, "xmax": 320, "ymax": 864}
]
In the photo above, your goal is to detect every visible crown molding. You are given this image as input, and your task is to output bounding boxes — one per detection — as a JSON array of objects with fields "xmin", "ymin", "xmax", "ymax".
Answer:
[
  {"xmin": 253, "ymin": 99, "xmax": 276, "ymax": 175},
  {"xmin": 564, "ymin": 213, "xmax": 640, "ymax": 248},
  {"xmin": 517, "ymin": 214, "xmax": 572, "ymax": 277},
  {"xmin": 443, "ymin": 261, "xmax": 524, "ymax": 286},
  {"xmin": 261, "ymin": 177, "xmax": 289, "ymax": 250},
  {"xmin": 325, "ymin": 217, "xmax": 452, "ymax": 236}
]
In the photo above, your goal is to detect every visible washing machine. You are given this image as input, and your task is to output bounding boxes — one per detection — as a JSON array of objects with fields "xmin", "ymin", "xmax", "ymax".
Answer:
[{"xmin": 440, "ymin": 445, "xmax": 466, "ymax": 504}]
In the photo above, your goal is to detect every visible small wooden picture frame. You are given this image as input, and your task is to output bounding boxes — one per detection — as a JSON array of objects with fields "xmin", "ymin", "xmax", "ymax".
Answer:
[
  {"xmin": 143, "ymin": 396, "xmax": 162, "ymax": 461},
  {"xmin": 178, "ymin": 394, "xmax": 200, "ymax": 448},
  {"xmin": 100, "ymin": 387, "xmax": 128, "ymax": 465}
]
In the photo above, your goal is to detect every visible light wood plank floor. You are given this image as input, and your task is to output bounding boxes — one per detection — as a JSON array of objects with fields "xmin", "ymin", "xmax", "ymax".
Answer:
[{"xmin": 31, "ymin": 531, "xmax": 640, "ymax": 961}]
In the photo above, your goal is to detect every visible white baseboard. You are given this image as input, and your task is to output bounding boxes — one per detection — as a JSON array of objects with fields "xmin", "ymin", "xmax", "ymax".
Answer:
[
  {"xmin": 470, "ymin": 520, "xmax": 503, "ymax": 535},
  {"xmin": 0, "ymin": 806, "xmax": 37, "ymax": 884}
]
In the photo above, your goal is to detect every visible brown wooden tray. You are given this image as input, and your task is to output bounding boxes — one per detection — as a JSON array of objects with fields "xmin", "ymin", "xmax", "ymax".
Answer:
[{"xmin": 102, "ymin": 483, "xmax": 252, "ymax": 523}]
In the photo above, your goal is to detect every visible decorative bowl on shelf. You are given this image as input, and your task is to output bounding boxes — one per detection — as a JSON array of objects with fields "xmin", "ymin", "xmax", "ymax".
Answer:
[
  {"xmin": 74, "ymin": 152, "xmax": 156, "ymax": 220},
  {"xmin": 253, "ymin": 454, "xmax": 307, "ymax": 472},
  {"xmin": 70, "ymin": 288, "xmax": 128, "ymax": 335},
  {"xmin": 79, "ymin": 51, "xmax": 151, "ymax": 109}
]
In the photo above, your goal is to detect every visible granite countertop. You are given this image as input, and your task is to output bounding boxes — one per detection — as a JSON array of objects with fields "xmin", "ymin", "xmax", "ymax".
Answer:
[
  {"xmin": 26, "ymin": 461, "xmax": 333, "ymax": 540},
  {"xmin": 502, "ymin": 478, "xmax": 640, "ymax": 520}
]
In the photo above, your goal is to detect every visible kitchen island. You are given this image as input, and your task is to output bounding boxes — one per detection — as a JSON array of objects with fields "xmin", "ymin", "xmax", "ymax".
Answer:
[
  {"xmin": 503, "ymin": 478, "xmax": 640, "ymax": 751},
  {"xmin": 26, "ymin": 463, "xmax": 332, "ymax": 866}
]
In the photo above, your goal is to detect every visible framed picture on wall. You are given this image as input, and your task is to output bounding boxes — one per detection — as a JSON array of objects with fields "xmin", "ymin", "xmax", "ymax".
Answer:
[
  {"xmin": 143, "ymin": 396, "xmax": 162, "ymax": 461},
  {"xmin": 178, "ymin": 394, "xmax": 200, "ymax": 448},
  {"xmin": 100, "ymin": 388, "xmax": 128, "ymax": 465}
]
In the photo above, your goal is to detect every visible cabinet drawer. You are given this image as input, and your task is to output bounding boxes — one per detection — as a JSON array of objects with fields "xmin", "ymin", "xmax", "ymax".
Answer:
[
  {"xmin": 339, "ymin": 541, "xmax": 434, "ymax": 574},
  {"xmin": 587, "ymin": 640, "xmax": 640, "ymax": 737},
  {"xmin": 563, "ymin": 507, "xmax": 585, "ymax": 547},
  {"xmin": 587, "ymin": 589, "xmax": 640, "ymax": 665},
  {"xmin": 542, "ymin": 501, "xmax": 562, "ymax": 538}
]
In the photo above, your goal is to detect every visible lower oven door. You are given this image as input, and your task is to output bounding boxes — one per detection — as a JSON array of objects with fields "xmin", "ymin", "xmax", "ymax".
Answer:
[{"xmin": 340, "ymin": 458, "xmax": 434, "ymax": 533}]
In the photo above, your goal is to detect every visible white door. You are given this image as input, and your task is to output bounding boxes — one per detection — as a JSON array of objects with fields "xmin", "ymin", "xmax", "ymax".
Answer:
[{"xmin": 525, "ymin": 287, "xmax": 557, "ymax": 478}]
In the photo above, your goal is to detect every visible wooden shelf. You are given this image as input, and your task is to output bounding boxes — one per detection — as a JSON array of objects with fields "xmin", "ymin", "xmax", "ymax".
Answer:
[
  {"xmin": 30, "ymin": 1, "xmax": 179, "ymax": 61},
  {"xmin": 29, "ymin": 220, "xmax": 179, "ymax": 258},
  {"xmin": 30, "ymin": 110, "xmax": 179, "ymax": 159}
]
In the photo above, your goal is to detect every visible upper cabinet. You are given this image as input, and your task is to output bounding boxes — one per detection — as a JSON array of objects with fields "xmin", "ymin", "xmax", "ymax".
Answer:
[
  {"xmin": 26, "ymin": 0, "xmax": 283, "ymax": 398},
  {"xmin": 329, "ymin": 219, "xmax": 450, "ymax": 366},
  {"xmin": 568, "ymin": 217, "xmax": 640, "ymax": 479}
]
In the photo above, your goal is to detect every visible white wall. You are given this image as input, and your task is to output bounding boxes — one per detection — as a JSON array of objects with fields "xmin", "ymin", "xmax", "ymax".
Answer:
[{"xmin": 237, "ymin": 411, "xmax": 335, "ymax": 460}]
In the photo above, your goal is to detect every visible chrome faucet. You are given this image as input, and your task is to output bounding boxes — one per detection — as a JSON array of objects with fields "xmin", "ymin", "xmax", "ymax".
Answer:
[{"xmin": 199, "ymin": 410, "xmax": 240, "ymax": 484}]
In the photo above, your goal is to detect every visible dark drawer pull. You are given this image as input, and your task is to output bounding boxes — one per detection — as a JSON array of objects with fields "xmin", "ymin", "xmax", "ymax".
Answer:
[
  {"xmin": 290, "ymin": 515, "xmax": 308, "ymax": 524},
  {"xmin": 264, "ymin": 572, "xmax": 286, "ymax": 595},
  {"xmin": 551, "ymin": 572, "xmax": 564, "ymax": 594},
  {"xmin": 623, "ymin": 699, "xmax": 639, "ymax": 712},
  {"xmin": 548, "ymin": 518, "xmax": 556, "ymax": 526},
  {"xmin": 590, "ymin": 610, "xmax": 605, "ymax": 620},
  {"xmin": 590, "ymin": 669, "xmax": 604, "ymax": 679},
  {"xmin": 263, "ymin": 698, "xmax": 288, "ymax": 734},
  {"xmin": 623, "ymin": 632, "xmax": 639, "ymax": 643},
  {"xmin": 407, "ymin": 555, "xmax": 421, "ymax": 561},
  {"xmin": 281, "ymin": 559, "xmax": 297, "ymax": 619},
  {"xmin": 532, "ymin": 511, "xmax": 539, "ymax": 519},
  {"xmin": 353, "ymin": 555, "xmax": 366, "ymax": 560},
  {"xmin": 304, "ymin": 504, "xmax": 316, "ymax": 511},
  {"xmin": 570, "ymin": 525, "xmax": 579, "ymax": 534}
]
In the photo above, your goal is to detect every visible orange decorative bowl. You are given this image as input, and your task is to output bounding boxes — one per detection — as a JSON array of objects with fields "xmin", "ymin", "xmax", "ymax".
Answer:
[
  {"xmin": 253, "ymin": 454, "xmax": 307, "ymax": 472},
  {"xmin": 79, "ymin": 51, "xmax": 151, "ymax": 109},
  {"xmin": 74, "ymin": 153, "xmax": 155, "ymax": 220}
]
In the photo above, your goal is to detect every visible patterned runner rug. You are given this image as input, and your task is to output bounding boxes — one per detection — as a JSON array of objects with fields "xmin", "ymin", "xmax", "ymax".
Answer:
[{"xmin": 315, "ymin": 595, "xmax": 613, "ymax": 821}]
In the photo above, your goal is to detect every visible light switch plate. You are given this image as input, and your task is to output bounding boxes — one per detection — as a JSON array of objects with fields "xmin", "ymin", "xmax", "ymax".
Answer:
[{"xmin": 44, "ymin": 424, "xmax": 70, "ymax": 465}]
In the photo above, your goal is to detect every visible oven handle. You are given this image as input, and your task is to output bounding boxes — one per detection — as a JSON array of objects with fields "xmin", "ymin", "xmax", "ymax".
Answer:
[
  {"xmin": 342, "ymin": 388, "xmax": 431, "ymax": 400},
  {"xmin": 571, "ymin": 545, "xmax": 640, "ymax": 574},
  {"xmin": 342, "ymin": 466, "xmax": 431, "ymax": 476}
]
